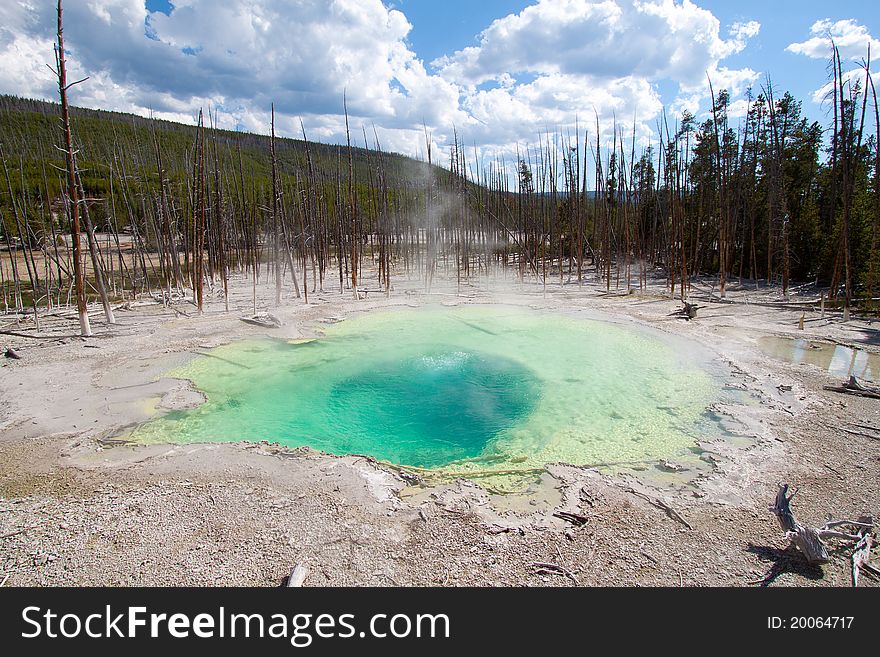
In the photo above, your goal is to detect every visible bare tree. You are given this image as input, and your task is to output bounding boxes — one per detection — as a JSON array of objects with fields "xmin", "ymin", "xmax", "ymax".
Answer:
[{"xmin": 53, "ymin": 0, "xmax": 90, "ymax": 336}]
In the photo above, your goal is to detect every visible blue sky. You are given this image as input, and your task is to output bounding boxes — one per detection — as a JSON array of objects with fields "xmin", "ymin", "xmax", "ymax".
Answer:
[
  {"xmin": 2, "ymin": 1, "xmax": 878, "ymax": 162},
  {"xmin": 701, "ymin": 0, "xmax": 876, "ymax": 124},
  {"xmin": 396, "ymin": 0, "xmax": 876, "ymax": 128}
]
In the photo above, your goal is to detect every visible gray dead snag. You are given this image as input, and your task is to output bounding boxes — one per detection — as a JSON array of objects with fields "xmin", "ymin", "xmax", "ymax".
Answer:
[
  {"xmin": 78, "ymin": 175, "xmax": 116, "ymax": 325},
  {"xmin": 770, "ymin": 484, "xmax": 875, "ymax": 568},
  {"xmin": 55, "ymin": 0, "xmax": 91, "ymax": 337}
]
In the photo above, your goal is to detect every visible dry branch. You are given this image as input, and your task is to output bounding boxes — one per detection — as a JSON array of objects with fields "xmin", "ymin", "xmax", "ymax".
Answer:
[
  {"xmin": 838, "ymin": 426, "xmax": 880, "ymax": 441},
  {"xmin": 532, "ymin": 561, "xmax": 579, "ymax": 584},
  {"xmin": 0, "ymin": 525, "xmax": 38, "ymax": 539},
  {"xmin": 624, "ymin": 487, "xmax": 693, "ymax": 530}
]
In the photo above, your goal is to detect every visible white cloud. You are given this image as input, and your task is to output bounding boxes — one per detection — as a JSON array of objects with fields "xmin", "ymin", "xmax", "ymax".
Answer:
[
  {"xmin": 435, "ymin": 0, "xmax": 757, "ymax": 89},
  {"xmin": 807, "ymin": 68, "xmax": 876, "ymax": 105},
  {"xmin": 695, "ymin": 65, "xmax": 760, "ymax": 98},
  {"xmin": 0, "ymin": 0, "xmax": 763, "ymax": 165},
  {"xmin": 432, "ymin": 0, "xmax": 760, "ymax": 154},
  {"xmin": 0, "ymin": 29, "xmax": 56, "ymax": 100},
  {"xmin": 730, "ymin": 20, "xmax": 760, "ymax": 42},
  {"xmin": 0, "ymin": 0, "xmax": 464, "ymax": 149},
  {"xmin": 787, "ymin": 19, "xmax": 879, "ymax": 61},
  {"xmin": 787, "ymin": 19, "xmax": 879, "ymax": 111}
]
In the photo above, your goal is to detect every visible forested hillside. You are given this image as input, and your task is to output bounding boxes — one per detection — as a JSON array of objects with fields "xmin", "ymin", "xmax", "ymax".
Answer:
[{"xmin": 1, "ymin": 42, "xmax": 878, "ymax": 323}]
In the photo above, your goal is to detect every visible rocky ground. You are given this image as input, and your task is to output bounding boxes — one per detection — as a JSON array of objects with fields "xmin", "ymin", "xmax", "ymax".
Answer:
[{"xmin": 1, "ymin": 268, "xmax": 878, "ymax": 587}]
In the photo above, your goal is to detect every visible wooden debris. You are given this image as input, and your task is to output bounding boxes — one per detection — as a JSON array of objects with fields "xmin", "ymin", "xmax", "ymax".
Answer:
[
  {"xmin": 770, "ymin": 484, "xmax": 875, "ymax": 567},
  {"xmin": 579, "ymin": 486, "xmax": 596, "ymax": 507},
  {"xmin": 838, "ymin": 426, "xmax": 880, "ymax": 441},
  {"xmin": 850, "ymin": 422, "xmax": 880, "ymax": 433},
  {"xmin": 625, "ymin": 487, "xmax": 693, "ymax": 530},
  {"xmin": 669, "ymin": 302, "xmax": 700, "ymax": 321},
  {"xmin": 639, "ymin": 543, "xmax": 659, "ymax": 566},
  {"xmin": 553, "ymin": 511, "xmax": 588, "ymax": 527},
  {"xmin": 532, "ymin": 561, "xmax": 579, "ymax": 585},
  {"xmin": 0, "ymin": 330, "xmax": 47, "ymax": 340},
  {"xmin": 823, "ymin": 376, "xmax": 880, "ymax": 400},
  {"xmin": 851, "ymin": 526, "xmax": 874, "ymax": 587},
  {"xmin": 396, "ymin": 469, "xmax": 422, "ymax": 485},
  {"xmin": 190, "ymin": 350, "xmax": 252, "ymax": 369},
  {"xmin": 4, "ymin": 347, "xmax": 21, "ymax": 359},
  {"xmin": 0, "ymin": 525, "xmax": 37, "ymax": 539},
  {"xmin": 240, "ymin": 313, "xmax": 283, "ymax": 329},
  {"xmin": 286, "ymin": 563, "xmax": 308, "ymax": 588}
]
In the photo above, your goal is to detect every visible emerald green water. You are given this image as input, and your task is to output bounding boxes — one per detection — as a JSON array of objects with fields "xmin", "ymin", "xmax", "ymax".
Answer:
[{"xmin": 130, "ymin": 306, "xmax": 727, "ymax": 482}]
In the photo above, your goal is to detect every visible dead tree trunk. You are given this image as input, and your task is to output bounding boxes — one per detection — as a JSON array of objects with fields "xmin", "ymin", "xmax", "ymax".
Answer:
[
  {"xmin": 344, "ymin": 94, "xmax": 358, "ymax": 300},
  {"xmin": 770, "ymin": 484, "xmax": 874, "ymax": 566},
  {"xmin": 77, "ymin": 176, "xmax": 115, "ymax": 324},
  {"xmin": 54, "ymin": 0, "xmax": 90, "ymax": 336}
]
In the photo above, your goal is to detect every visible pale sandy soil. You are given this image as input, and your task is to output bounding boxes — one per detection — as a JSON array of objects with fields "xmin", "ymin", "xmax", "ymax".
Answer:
[{"xmin": 1, "ymin": 266, "xmax": 878, "ymax": 587}]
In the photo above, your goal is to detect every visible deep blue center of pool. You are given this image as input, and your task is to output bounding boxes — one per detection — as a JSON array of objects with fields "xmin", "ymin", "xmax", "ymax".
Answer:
[{"xmin": 326, "ymin": 350, "xmax": 540, "ymax": 467}]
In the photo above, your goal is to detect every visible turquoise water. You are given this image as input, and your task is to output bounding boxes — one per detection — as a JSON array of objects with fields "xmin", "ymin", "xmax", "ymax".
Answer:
[
  {"xmin": 130, "ymin": 306, "xmax": 727, "ymax": 483},
  {"xmin": 326, "ymin": 350, "xmax": 538, "ymax": 465}
]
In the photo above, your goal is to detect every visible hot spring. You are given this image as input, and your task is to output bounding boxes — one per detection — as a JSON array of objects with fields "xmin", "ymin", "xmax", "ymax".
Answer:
[{"xmin": 130, "ymin": 305, "xmax": 732, "ymax": 485}]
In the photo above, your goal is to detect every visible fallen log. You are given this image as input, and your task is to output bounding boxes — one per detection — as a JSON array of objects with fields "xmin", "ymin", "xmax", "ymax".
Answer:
[
  {"xmin": 190, "ymin": 350, "xmax": 252, "ymax": 369},
  {"xmin": 850, "ymin": 422, "xmax": 880, "ymax": 433}
]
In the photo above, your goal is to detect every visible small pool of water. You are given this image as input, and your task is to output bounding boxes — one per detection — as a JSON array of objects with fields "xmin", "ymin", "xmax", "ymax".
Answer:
[
  {"xmin": 129, "ymin": 306, "xmax": 733, "ymax": 487},
  {"xmin": 757, "ymin": 337, "xmax": 879, "ymax": 382}
]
